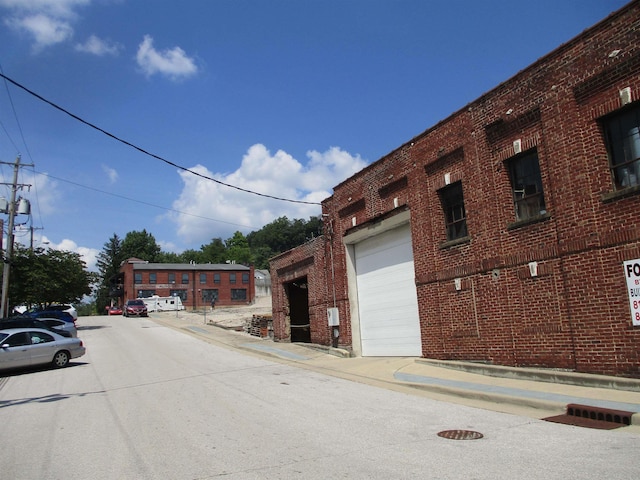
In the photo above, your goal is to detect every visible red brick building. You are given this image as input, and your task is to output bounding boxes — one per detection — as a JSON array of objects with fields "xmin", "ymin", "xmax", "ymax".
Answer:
[
  {"xmin": 117, "ymin": 258, "xmax": 255, "ymax": 309},
  {"xmin": 271, "ymin": 1, "xmax": 640, "ymax": 377}
]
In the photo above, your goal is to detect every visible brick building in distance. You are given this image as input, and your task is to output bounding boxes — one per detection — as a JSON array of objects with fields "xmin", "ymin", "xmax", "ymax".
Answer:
[
  {"xmin": 271, "ymin": 1, "xmax": 640, "ymax": 377},
  {"xmin": 116, "ymin": 258, "xmax": 255, "ymax": 309}
]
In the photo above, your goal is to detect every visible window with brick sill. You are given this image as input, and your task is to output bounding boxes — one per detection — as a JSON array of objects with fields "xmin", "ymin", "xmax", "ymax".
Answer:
[
  {"xmin": 603, "ymin": 103, "xmax": 640, "ymax": 193},
  {"xmin": 507, "ymin": 149, "xmax": 546, "ymax": 222},
  {"xmin": 134, "ymin": 273, "xmax": 142, "ymax": 285},
  {"xmin": 439, "ymin": 181, "xmax": 468, "ymax": 241},
  {"xmin": 149, "ymin": 273, "xmax": 156, "ymax": 284}
]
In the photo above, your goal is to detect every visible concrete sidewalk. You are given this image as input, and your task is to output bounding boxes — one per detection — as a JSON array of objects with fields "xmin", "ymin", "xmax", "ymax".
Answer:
[{"xmin": 150, "ymin": 310, "xmax": 640, "ymax": 431}]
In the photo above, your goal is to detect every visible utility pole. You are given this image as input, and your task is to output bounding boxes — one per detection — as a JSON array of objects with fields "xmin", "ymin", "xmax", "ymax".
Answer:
[
  {"xmin": 30, "ymin": 226, "xmax": 45, "ymax": 250},
  {"xmin": 0, "ymin": 156, "xmax": 33, "ymax": 317}
]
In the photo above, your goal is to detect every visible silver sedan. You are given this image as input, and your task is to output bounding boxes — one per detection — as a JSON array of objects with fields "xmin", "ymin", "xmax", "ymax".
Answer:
[{"xmin": 0, "ymin": 328, "xmax": 86, "ymax": 371}]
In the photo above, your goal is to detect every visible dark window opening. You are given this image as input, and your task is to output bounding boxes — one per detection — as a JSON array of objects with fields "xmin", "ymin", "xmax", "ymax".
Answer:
[
  {"xmin": 231, "ymin": 289, "xmax": 246, "ymax": 300},
  {"xmin": 508, "ymin": 150, "xmax": 546, "ymax": 222},
  {"xmin": 439, "ymin": 181, "xmax": 468, "ymax": 241},
  {"xmin": 603, "ymin": 104, "xmax": 640, "ymax": 190},
  {"xmin": 170, "ymin": 290, "xmax": 187, "ymax": 301}
]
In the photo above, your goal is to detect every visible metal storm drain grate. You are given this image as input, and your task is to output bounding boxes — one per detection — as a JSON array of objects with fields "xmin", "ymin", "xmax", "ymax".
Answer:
[
  {"xmin": 544, "ymin": 404, "xmax": 634, "ymax": 430},
  {"xmin": 437, "ymin": 430, "xmax": 484, "ymax": 440}
]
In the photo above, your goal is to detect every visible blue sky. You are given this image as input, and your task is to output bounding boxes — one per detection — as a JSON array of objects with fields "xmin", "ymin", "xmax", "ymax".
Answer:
[{"xmin": 0, "ymin": 0, "xmax": 629, "ymax": 270}]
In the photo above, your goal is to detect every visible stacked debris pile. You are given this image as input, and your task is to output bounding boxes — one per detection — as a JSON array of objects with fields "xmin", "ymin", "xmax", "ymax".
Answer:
[{"xmin": 246, "ymin": 314, "xmax": 273, "ymax": 338}]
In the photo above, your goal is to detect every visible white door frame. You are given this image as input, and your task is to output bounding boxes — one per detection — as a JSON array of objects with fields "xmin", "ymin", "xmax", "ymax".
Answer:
[{"xmin": 343, "ymin": 210, "xmax": 412, "ymax": 357}]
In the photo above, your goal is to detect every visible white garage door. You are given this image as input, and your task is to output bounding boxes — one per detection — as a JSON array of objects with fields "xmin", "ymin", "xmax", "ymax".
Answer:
[{"xmin": 355, "ymin": 223, "xmax": 422, "ymax": 356}]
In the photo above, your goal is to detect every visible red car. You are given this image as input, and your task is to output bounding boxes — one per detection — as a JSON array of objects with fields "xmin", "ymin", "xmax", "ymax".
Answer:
[
  {"xmin": 123, "ymin": 299, "xmax": 148, "ymax": 317},
  {"xmin": 107, "ymin": 306, "xmax": 122, "ymax": 316}
]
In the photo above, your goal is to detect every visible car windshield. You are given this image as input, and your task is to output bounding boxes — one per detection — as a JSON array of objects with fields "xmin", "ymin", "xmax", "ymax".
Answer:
[
  {"xmin": 129, "ymin": 300, "xmax": 144, "ymax": 305},
  {"xmin": 0, "ymin": 333, "xmax": 8, "ymax": 342}
]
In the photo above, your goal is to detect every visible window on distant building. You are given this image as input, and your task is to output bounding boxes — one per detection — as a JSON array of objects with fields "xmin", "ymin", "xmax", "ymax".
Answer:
[
  {"xmin": 214, "ymin": 273, "xmax": 220, "ymax": 284},
  {"xmin": 230, "ymin": 273, "xmax": 236, "ymax": 284},
  {"xmin": 137, "ymin": 290, "xmax": 155, "ymax": 298},
  {"xmin": 170, "ymin": 290, "xmax": 187, "ymax": 301},
  {"xmin": 182, "ymin": 273, "xmax": 189, "ymax": 284},
  {"xmin": 242, "ymin": 273, "xmax": 249, "ymax": 284},
  {"xmin": 149, "ymin": 273, "xmax": 156, "ymax": 284},
  {"xmin": 602, "ymin": 104, "xmax": 640, "ymax": 191},
  {"xmin": 507, "ymin": 150, "xmax": 546, "ymax": 222},
  {"xmin": 439, "ymin": 181, "xmax": 468, "ymax": 241},
  {"xmin": 168, "ymin": 273, "xmax": 175, "ymax": 284},
  {"xmin": 199, "ymin": 273, "xmax": 207, "ymax": 284},
  {"xmin": 134, "ymin": 273, "xmax": 142, "ymax": 284},
  {"xmin": 231, "ymin": 289, "xmax": 246, "ymax": 300},
  {"xmin": 202, "ymin": 289, "xmax": 218, "ymax": 303}
]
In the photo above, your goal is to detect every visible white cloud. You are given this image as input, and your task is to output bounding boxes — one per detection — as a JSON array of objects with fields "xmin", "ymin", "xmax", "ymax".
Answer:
[
  {"xmin": 76, "ymin": 34, "xmax": 121, "ymax": 56},
  {"xmin": 136, "ymin": 35, "xmax": 199, "ymax": 81},
  {"xmin": 167, "ymin": 144, "xmax": 367, "ymax": 245},
  {"xmin": 8, "ymin": 13, "xmax": 73, "ymax": 49},
  {"xmin": 0, "ymin": 0, "xmax": 89, "ymax": 50},
  {"xmin": 0, "ymin": 0, "xmax": 89, "ymax": 18},
  {"xmin": 101, "ymin": 164, "xmax": 118, "ymax": 183},
  {"xmin": 49, "ymin": 237, "xmax": 100, "ymax": 271}
]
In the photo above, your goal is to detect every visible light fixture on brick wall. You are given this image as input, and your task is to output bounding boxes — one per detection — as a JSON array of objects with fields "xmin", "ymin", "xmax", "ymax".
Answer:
[
  {"xmin": 620, "ymin": 87, "xmax": 632, "ymax": 105},
  {"xmin": 513, "ymin": 139, "xmax": 522, "ymax": 154},
  {"xmin": 528, "ymin": 261, "xmax": 538, "ymax": 277}
]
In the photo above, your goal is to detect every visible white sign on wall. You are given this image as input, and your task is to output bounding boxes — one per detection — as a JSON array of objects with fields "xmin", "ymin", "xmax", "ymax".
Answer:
[{"xmin": 623, "ymin": 259, "xmax": 640, "ymax": 327}]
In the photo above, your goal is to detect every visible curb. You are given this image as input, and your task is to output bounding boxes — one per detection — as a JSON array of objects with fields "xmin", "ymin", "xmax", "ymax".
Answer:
[{"xmin": 417, "ymin": 359, "xmax": 640, "ymax": 392}]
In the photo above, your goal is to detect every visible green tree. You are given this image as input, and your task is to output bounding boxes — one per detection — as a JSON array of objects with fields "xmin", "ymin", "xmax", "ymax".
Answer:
[
  {"xmin": 200, "ymin": 238, "xmax": 227, "ymax": 263},
  {"xmin": 246, "ymin": 216, "xmax": 323, "ymax": 268},
  {"xmin": 155, "ymin": 250, "xmax": 183, "ymax": 263},
  {"xmin": 177, "ymin": 248, "xmax": 204, "ymax": 264},
  {"xmin": 225, "ymin": 231, "xmax": 252, "ymax": 265},
  {"xmin": 95, "ymin": 234, "xmax": 123, "ymax": 313},
  {"xmin": 120, "ymin": 229, "xmax": 161, "ymax": 262},
  {"xmin": 8, "ymin": 246, "xmax": 93, "ymax": 309}
]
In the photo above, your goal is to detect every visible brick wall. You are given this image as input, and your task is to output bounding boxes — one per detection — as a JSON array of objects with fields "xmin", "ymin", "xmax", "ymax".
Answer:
[
  {"xmin": 271, "ymin": 237, "xmax": 346, "ymax": 346},
  {"xmin": 271, "ymin": 1, "xmax": 640, "ymax": 376},
  {"xmin": 120, "ymin": 259, "xmax": 255, "ymax": 309}
]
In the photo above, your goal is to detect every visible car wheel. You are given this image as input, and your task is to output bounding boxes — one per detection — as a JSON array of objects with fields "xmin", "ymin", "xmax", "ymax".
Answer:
[{"xmin": 52, "ymin": 351, "xmax": 70, "ymax": 368}]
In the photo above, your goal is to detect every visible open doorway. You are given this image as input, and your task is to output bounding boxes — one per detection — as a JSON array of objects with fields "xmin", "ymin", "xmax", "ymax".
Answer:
[{"xmin": 285, "ymin": 277, "xmax": 310, "ymax": 343}]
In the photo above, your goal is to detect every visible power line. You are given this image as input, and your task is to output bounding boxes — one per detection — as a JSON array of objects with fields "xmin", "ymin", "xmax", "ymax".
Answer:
[
  {"xmin": 0, "ymin": 63, "xmax": 46, "ymax": 234},
  {"xmin": 0, "ymin": 72, "xmax": 322, "ymax": 206},
  {"xmin": 35, "ymin": 170, "xmax": 259, "ymax": 230}
]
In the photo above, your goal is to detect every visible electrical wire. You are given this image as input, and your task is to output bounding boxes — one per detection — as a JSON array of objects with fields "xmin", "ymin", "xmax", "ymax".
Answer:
[
  {"xmin": 0, "ymin": 63, "xmax": 46, "ymax": 234},
  {"xmin": 0, "ymin": 72, "xmax": 322, "ymax": 206},
  {"xmin": 36, "ymin": 170, "xmax": 259, "ymax": 230}
]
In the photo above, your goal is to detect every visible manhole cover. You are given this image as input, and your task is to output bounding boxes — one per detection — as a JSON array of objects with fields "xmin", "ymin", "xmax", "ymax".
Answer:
[{"xmin": 437, "ymin": 430, "xmax": 484, "ymax": 440}]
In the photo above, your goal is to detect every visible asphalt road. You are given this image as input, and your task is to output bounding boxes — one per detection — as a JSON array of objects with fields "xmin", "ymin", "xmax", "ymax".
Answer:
[{"xmin": 1, "ymin": 315, "xmax": 639, "ymax": 479}]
